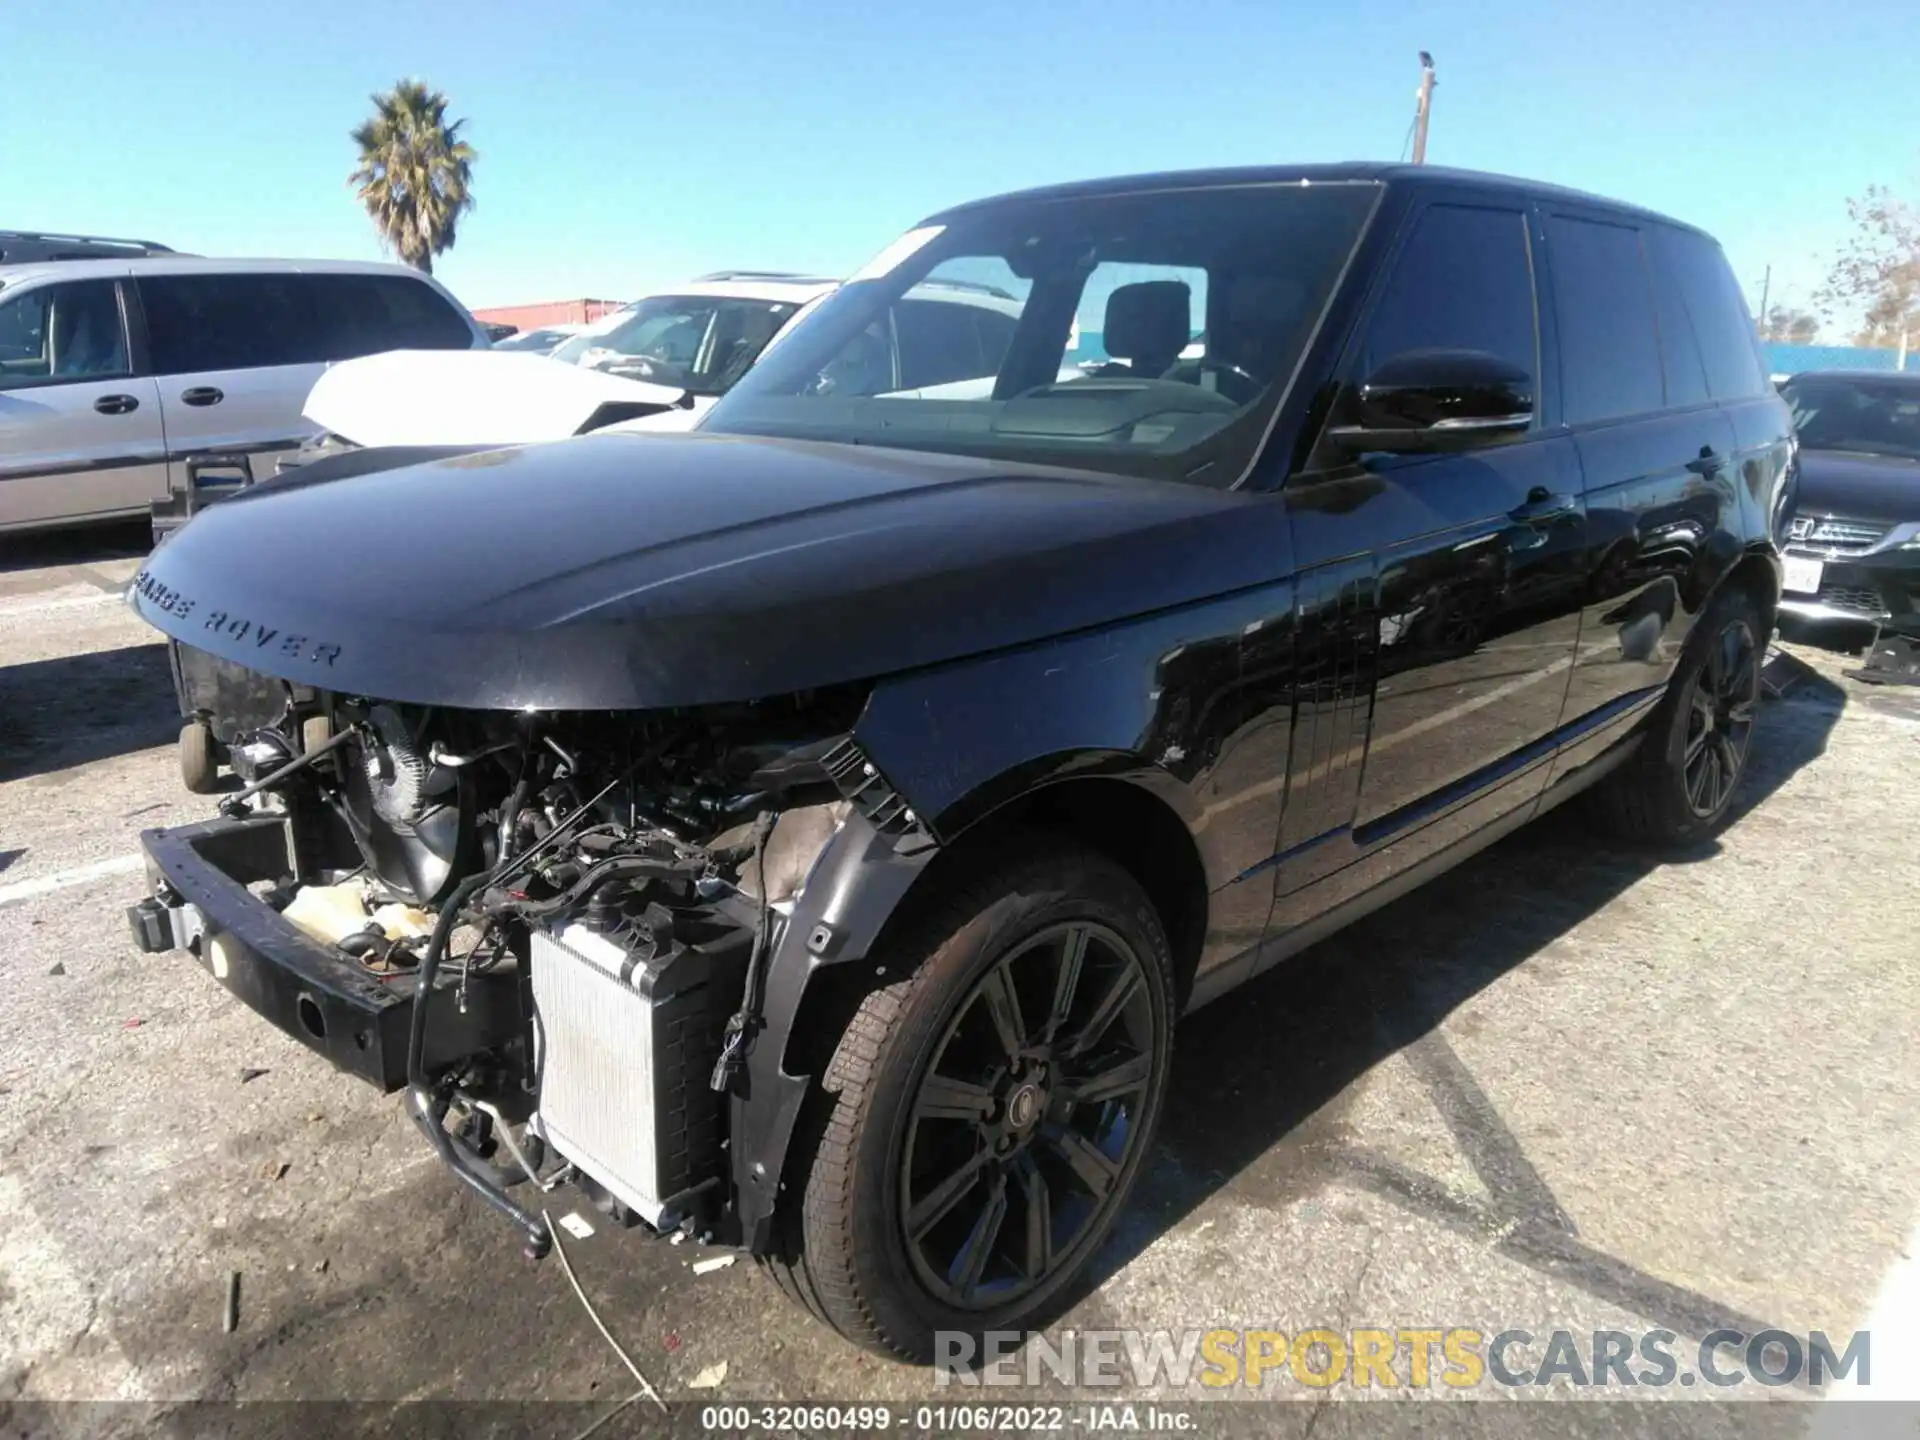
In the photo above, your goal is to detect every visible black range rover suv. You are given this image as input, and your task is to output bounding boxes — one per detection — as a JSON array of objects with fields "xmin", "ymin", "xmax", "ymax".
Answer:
[{"xmin": 125, "ymin": 163, "xmax": 1793, "ymax": 1360}]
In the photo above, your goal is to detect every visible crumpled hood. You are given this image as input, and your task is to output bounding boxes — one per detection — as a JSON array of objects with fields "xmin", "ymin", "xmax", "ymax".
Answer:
[
  {"xmin": 1795, "ymin": 449, "xmax": 1920, "ymax": 524},
  {"xmin": 303, "ymin": 349, "xmax": 688, "ymax": 447},
  {"xmin": 127, "ymin": 432, "xmax": 1282, "ymax": 711}
]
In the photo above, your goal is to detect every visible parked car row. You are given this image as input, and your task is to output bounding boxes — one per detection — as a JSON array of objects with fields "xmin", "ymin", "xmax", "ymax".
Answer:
[
  {"xmin": 0, "ymin": 255, "xmax": 486, "ymax": 532},
  {"xmin": 122, "ymin": 160, "xmax": 1795, "ymax": 1362},
  {"xmin": 297, "ymin": 271, "xmax": 1040, "ymax": 451}
]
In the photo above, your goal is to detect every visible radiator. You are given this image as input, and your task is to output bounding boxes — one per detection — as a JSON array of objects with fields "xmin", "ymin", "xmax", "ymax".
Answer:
[{"xmin": 529, "ymin": 922, "xmax": 726, "ymax": 1228}]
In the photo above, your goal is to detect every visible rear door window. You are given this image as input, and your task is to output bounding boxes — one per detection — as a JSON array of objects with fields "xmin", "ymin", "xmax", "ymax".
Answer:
[
  {"xmin": 1652, "ymin": 227, "xmax": 1768, "ymax": 400},
  {"xmin": 306, "ymin": 273, "xmax": 474, "ymax": 357},
  {"xmin": 138, "ymin": 273, "xmax": 325, "ymax": 374},
  {"xmin": 1544, "ymin": 216, "xmax": 1664, "ymax": 424},
  {"xmin": 0, "ymin": 279, "xmax": 130, "ymax": 388},
  {"xmin": 1360, "ymin": 204, "xmax": 1537, "ymax": 382}
]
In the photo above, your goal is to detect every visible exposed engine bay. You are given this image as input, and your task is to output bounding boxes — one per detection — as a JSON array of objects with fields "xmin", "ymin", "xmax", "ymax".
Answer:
[{"xmin": 132, "ymin": 658, "xmax": 881, "ymax": 1256}]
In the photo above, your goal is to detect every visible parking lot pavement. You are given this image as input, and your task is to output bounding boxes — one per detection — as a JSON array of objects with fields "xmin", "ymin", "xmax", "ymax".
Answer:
[{"xmin": 2, "ymin": 526, "xmax": 1916, "ymax": 1432}]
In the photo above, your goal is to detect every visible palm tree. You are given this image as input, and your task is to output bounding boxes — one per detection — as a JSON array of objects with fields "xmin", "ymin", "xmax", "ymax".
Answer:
[{"xmin": 348, "ymin": 80, "xmax": 476, "ymax": 274}]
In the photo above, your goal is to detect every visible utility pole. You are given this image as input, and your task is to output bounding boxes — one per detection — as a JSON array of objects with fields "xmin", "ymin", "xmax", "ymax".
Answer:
[
  {"xmin": 1411, "ymin": 51, "xmax": 1437, "ymax": 164},
  {"xmin": 1756, "ymin": 265, "xmax": 1771, "ymax": 338}
]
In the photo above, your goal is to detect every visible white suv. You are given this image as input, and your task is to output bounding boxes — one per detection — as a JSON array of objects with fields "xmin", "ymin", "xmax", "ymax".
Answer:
[
  {"xmin": 298, "ymin": 272, "xmax": 1033, "ymax": 448},
  {"xmin": 0, "ymin": 256, "xmax": 488, "ymax": 533},
  {"xmin": 302, "ymin": 272, "xmax": 840, "ymax": 448}
]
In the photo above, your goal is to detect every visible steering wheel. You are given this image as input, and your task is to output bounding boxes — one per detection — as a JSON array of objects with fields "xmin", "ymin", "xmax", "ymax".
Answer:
[
  {"xmin": 1206, "ymin": 360, "xmax": 1262, "ymax": 401},
  {"xmin": 1159, "ymin": 358, "xmax": 1262, "ymax": 405}
]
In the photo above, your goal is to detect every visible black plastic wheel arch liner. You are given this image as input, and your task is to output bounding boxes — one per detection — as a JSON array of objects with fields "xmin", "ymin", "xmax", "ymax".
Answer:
[{"xmin": 730, "ymin": 807, "xmax": 936, "ymax": 1249}]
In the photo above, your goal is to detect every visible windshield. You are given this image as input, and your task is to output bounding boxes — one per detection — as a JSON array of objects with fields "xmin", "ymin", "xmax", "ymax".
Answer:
[
  {"xmin": 1782, "ymin": 376, "xmax": 1920, "ymax": 462},
  {"xmin": 700, "ymin": 182, "xmax": 1380, "ymax": 484},
  {"xmin": 492, "ymin": 327, "xmax": 572, "ymax": 353},
  {"xmin": 549, "ymin": 295, "xmax": 801, "ymax": 395}
]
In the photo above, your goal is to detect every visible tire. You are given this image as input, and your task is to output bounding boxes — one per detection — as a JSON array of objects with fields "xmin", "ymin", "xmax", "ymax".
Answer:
[
  {"xmin": 762, "ymin": 838, "xmax": 1175, "ymax": 1361},
  {"xmin": 178, "ymin": 720, "xmax": 220, "ymax": 794},
  {"xmin": 1594, "ymin": 585, "xmax": 1763, "ymax": 845}
]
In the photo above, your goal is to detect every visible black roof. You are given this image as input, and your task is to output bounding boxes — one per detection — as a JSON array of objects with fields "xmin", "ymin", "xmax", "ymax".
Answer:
[{"xmin": 924, "ymin": 162, "xmax": 1708, "ymax": 239}]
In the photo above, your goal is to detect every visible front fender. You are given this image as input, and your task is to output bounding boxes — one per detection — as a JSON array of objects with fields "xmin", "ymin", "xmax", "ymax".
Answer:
[
  {"xmin": 731, "ymin": 807, "xmax": 934, "ymax": 1248},
  {"xmin": 734, "ymin": 588, "xmax": 1293, "ymax": 1243},
  {"xmin": 852, "ymin": 588, "xmax": 1282, "ymax": 848}
]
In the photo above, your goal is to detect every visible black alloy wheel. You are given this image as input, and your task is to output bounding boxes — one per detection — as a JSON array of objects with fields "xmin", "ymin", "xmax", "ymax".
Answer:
[
  {"xmin": 1595, "ymin": 584, "xmax": 1765, "ymax": 845},
  {"xmin": 900, "ymin": 920, "xmax": 1155, "ymax": 1310},
  {"xmin": 761, "ymin": 841, "xmax": 1174, "ymax": 1360},
  {"xmin": 1682, "ymin": 616, "xmax": 1758, "ymax": 819}
]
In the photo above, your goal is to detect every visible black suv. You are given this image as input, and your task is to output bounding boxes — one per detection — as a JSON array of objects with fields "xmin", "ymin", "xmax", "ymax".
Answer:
[{"xmin": 125, "ymin": 163, "xmax": 1792, "ymax": 1361}]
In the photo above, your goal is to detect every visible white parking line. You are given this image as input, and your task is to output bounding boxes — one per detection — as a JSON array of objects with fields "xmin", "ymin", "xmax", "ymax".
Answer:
[
  {"xmin": 1814, "ymin": 1219, "xmax": 1920, "ymax": 1407},
  {"xmin": 0, "ymin": 853, "xmax": 144, "ymax": 909},
  {"xmin": 0, "ymin": 590, "xmax": 128, "ymax": 619}
]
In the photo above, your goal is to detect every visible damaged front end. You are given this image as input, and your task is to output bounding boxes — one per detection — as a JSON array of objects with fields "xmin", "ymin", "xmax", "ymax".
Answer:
[{"xmin": 128, "ymin": 664, "xmax": 930, "ymax": 1257}]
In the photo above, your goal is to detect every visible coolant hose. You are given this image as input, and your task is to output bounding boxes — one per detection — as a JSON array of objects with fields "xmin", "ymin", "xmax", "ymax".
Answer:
[
  {"xmin": 406, "ymin": 871, "xmax": 491, "ymax": 1093},
  {"xmin": 406, "ymin": 870, "xmax": 552, "ymax": 1259}
]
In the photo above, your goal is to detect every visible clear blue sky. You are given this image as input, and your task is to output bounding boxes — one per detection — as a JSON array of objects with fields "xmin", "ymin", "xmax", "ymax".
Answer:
[{"xmin": 3, "ymin": 0, "xmax": 1914, "ymax": 322}]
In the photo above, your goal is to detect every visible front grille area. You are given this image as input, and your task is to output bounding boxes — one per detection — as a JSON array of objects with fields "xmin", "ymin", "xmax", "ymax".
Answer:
[
  {"xmin": 1788, "ymin": 515, "xmax": 1888, "ymax": 555},
  {"xmin": 1815, "ymin": 584, "xmax": 1887, "ymax": 617}
]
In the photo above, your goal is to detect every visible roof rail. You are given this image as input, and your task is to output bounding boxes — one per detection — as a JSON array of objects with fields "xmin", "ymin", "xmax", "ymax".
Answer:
[
  {"xmin": 691, "ymin": 269, "xmax": 836, "ymax": 285},
  {"xmin": 0, "ymin": 230, "xmax": 177, "ymax": 262}
]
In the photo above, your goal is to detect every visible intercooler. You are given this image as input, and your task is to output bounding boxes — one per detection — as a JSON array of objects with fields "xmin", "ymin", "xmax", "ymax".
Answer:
[{"xmin": 528, "ymin": 922, "xmax": 738, "ymax": 1228}]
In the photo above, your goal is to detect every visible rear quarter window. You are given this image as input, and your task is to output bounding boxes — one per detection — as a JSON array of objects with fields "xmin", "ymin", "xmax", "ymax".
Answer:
[
  {"xmin": 307, "ymin": 273, "xmax": 474, "ymax": 358},
  {"xmin": 1652, "ymin": 227, "xmax": 1768, "ymax": 401}
]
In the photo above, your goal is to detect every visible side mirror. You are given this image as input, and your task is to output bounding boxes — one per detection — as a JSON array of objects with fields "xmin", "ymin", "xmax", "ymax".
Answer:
[{"xmin": 1327, "ymin": 348, "xmax": 1534, "ymax": 455}]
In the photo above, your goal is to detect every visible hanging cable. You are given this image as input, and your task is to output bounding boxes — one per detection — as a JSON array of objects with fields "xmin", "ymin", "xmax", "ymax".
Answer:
[{"xmin": 544, "ymin": 1207, "xmax": 668, "ymax": 1415}]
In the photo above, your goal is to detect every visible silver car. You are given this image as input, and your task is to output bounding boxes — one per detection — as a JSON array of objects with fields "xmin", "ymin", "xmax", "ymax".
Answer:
[{"xmin": 0, "ymin": 256, "xmax": 488, "ymax": 533}]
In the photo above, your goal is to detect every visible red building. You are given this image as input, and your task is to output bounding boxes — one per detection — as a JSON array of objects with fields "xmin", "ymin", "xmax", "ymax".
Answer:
[{"xmin": 471, "ymin": 298, "xmax": 624, "ymax": 331}]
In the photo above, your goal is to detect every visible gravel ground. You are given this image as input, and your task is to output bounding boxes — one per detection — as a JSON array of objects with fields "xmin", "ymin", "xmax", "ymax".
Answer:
[{"xmin": 1, "ymin": 522, "xmax": 1916, "ymax": 1438}]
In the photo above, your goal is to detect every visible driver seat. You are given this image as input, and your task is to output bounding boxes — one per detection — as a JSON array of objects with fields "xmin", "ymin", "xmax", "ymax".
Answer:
[{"xmin": 1094, "ymin": 280, "xmax": 1190, "ymax": 381}]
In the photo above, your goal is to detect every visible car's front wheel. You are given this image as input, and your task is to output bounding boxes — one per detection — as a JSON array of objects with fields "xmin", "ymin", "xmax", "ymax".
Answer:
[{"xmin": 765, "ymin": 839, "xmax": 1174, "ymax": 1361}]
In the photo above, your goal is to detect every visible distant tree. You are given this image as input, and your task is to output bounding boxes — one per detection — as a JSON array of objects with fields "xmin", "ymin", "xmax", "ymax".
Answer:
[
  {"xmin": 1815, "ymin": 179, "xmax": 1920, "ymax": 352},
  {"xmin": 348, "ymin": 79, "xmax": 476, "ymax": 274},
  {"xmin": 1759, "ymin": 305, "xmax": 1821, "ymax": 345}
]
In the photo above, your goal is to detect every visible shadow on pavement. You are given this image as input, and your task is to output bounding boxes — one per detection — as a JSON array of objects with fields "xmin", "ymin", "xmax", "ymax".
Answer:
[
  {"xmin": 0, "ymin": 520, "xmax": 150, "ymax": 576},
  {"xmin": 0, "ymin": 642, "xmax": 176, "ymax": 783},
  {"xmin": 1093, "ymin": 666, "xmax": 1844, "ymax": 1345}
]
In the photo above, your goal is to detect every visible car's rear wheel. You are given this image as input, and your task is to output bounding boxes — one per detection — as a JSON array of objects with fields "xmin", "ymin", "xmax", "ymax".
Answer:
[
  {"xmin": 764, "ymin": 839, "xmax": 1174, "ymax": 1361},
  {"xmin": 1596, "ymin": 585, "xmax": 1763, "ymax": 844}
]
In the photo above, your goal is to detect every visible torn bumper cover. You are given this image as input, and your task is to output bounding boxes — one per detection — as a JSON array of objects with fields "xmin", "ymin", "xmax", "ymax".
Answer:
[{"xmin": 125, "ymin": 813, "xmax": 522, "ymax": 1092}]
